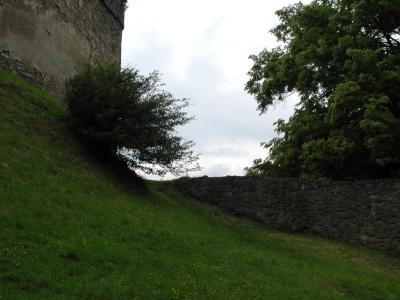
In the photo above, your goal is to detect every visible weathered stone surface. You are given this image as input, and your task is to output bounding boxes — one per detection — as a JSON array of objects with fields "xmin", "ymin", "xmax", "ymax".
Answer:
[
  {"xmin": 174, "ymin": 176, "xmax": 400, "ymax": 256},
  {"xmin": 0, "ymin": 0, "xmax": 125, "ymax": 98}
]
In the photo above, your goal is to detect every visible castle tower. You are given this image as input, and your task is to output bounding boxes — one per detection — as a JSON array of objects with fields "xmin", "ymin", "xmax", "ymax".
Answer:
[{"xmin": 0, "ymin": 0, "xmax": 126, "ymax": 97}]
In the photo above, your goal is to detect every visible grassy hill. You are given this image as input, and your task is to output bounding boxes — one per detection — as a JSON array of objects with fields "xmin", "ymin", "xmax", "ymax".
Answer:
[{"xmin": 1, "ymin": 69, "xmax": 400, "ymax": 299}]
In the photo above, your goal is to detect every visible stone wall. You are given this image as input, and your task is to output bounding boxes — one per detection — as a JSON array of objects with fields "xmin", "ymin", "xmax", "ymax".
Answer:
[
  {"xmin": 0, "ymin": 50, "xmax": 49, "ymax": 89},
  {"xmin": 0, "ymin": 0, "xmax": 125, "ymax": 98},
  {"xmin": 174, "ymin": 176, "xmax": 400, "ymax": 256}
]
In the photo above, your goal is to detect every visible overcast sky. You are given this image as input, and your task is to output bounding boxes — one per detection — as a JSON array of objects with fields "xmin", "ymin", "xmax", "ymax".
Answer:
[{"xmin": 121, "ymin": 0, "xmax": 307, "ymax": 179}]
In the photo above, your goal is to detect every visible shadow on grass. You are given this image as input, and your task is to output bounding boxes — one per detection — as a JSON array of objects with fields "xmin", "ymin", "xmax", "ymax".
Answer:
[{"xmin": 74, "ymin": 135, "xmax": 149, "ymax": 195}]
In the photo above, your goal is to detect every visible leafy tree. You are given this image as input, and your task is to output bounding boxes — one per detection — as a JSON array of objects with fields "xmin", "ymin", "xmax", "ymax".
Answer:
[
  {"xmin": 66, "ymin": 65, "xmax": 199, "ymax": 176},
  {"xmin": 245, "ymin": 0, "xmax": 400, "ymax": 179}
]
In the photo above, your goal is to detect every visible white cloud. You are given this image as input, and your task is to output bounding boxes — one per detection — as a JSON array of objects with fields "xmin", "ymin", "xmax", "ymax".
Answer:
[{"xmin": 122, "ymin": 0, "xmax": 308, "ymax": 179}]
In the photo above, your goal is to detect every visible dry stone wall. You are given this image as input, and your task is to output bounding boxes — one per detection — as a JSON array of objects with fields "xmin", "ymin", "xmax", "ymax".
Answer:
[
  {"xmin": 175, "ymin": 176, "xmax": 400, "ymax": 256},
  {"xmin": 0, "ymin": 0, "xmax": 125, "ymax": 97},
  {"xmin": 0, "ymin": 50, "xmax": 49, "ymax": 88}
]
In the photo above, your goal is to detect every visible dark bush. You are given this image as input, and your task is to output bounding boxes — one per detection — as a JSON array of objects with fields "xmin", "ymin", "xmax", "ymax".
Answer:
[{"xmin": 65, "ymin": 64, "xmax": 199, "ymax": 176}]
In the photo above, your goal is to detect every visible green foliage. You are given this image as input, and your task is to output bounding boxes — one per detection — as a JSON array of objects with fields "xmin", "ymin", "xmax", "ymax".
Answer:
[
  {"xmin": 245, "ymin": 0, "xmax": 400, "ymax": 178},
  {"xmin": 1, "ymin": 69, "xmax": 400, "ymax": 299},
  {"xmin": 65, "ymin": 65, "xmax": 199, "ymax": 176}
]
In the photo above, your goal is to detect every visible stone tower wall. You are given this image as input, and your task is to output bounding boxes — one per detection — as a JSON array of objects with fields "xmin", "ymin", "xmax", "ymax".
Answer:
[{"xmin": 0, "ymin": 0, "xmax": 126, "ymax": 97}]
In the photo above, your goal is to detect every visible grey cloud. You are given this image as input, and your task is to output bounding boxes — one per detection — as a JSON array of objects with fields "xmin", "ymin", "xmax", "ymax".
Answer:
[
  {"xmin": 204, "ymin": 163, "xmax": 231, "ymax": 177},
  {"xmin": 202, "ymin": 146, "xmax": 249, "ymax": 158},
  {"xmin": 122, "ymin": 31, "xmax": 173, "ymax": 74},
  {"xmin": 122, "ymin": 0, "xmax": 301, "ymax": 178}
]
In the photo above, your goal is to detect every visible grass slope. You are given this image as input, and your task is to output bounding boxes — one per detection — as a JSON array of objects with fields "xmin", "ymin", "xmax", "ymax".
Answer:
[{"xmin": 0, "ymin": 69, "xmax": 399, "ymax": 299}]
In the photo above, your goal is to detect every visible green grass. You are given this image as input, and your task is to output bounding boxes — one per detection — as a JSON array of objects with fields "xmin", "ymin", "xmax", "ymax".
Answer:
[{"xmin": 0, "ymin": 69, "xmax": 399, "ymax": 299}]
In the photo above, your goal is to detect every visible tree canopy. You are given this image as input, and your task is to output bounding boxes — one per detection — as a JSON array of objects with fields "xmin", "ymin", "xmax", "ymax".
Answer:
[
  {"xmin": 245, "ymin": 0, "xmax": 400, "ymax": 179},
  {"xmin": 66, "ymin": 65, "xmax": 199, "ymax": 176}
]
